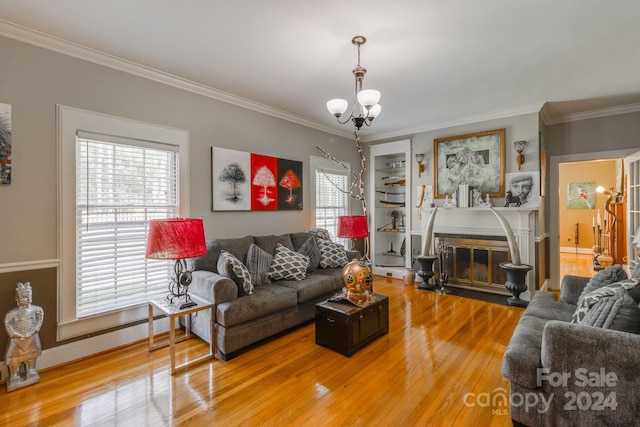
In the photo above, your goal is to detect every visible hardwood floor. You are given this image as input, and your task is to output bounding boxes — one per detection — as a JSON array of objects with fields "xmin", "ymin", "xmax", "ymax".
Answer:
[
  {"xmin": 559, "ymin": 252, "xmax": 595, "ymax": 281},
  {"xmin": 0, "ymin": 278, "xmax": 526, "ymax": 426}
]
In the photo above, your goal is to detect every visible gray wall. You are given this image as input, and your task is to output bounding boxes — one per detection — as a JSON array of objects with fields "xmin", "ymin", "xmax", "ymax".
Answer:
[{"xmin": 0, "ymin": 35, "xmax": 356, "ymax": 349}]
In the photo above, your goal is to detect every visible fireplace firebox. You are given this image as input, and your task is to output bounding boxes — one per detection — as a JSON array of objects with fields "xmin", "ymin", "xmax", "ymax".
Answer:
[{"xmin": 434, "ymin": 233, "xmax": 511, "ymax": 294}]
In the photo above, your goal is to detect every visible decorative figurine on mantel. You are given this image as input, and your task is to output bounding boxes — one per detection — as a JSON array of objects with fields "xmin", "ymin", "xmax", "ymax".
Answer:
[
  {"xmin": 443, "ymin": 193, "xmax": 457, "ymax": 208},
  {"xmin": 4, "ymin": 282, "xmax": 44, "ymax": 392}
]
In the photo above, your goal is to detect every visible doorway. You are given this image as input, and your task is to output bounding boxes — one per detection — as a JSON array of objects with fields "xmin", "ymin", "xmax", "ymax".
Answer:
[{"xmin": 549, "ymin": 148, "xmax": 638, "ymax": 290}]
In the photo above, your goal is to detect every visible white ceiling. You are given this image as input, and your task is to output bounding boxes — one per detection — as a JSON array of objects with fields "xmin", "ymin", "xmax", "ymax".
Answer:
[{"xmin": 1, "ymin": 0, "xmax": 640, "ymax": 141}]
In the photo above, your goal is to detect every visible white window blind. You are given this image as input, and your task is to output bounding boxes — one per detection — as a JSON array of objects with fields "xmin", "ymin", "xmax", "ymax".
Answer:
[
  {"xmin": 75, "ymin": 132, "xmax": 178, "ymax": 317},
  {"xmin": 315, "ymin": 169, "xmax": 349, "ymax": 245}
]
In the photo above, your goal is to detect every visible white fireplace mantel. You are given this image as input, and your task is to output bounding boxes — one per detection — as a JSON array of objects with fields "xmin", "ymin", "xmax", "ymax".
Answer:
[{"xmin": 413, "ymin": 206, "xmax": 539, "ymax": 296}]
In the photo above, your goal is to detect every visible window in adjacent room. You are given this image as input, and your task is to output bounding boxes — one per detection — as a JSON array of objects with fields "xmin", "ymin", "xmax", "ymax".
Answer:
[{"xmin": 58, "ymin": 106, "xmax": 189, "ymax": 339}]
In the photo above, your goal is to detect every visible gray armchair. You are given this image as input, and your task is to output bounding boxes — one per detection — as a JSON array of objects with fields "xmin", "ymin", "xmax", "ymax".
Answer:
[{"xmin": 503, "ymin": 274, "xmax": 640, "ymax": 426}]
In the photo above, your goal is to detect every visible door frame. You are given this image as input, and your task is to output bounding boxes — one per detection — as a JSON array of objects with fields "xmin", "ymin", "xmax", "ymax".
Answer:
[{"xmin": 549, "ymin": 148, "xmax": 638, "ymax": 289}]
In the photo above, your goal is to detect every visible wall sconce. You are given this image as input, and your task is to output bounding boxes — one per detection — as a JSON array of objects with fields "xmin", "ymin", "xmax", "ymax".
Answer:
[
  {"xmin": 513, "ymin": 141, "xmax": 527, "ymax": 170},
  {"xmin": 415, "ymin": 153, "xmax": 425, "ymax": 177}
]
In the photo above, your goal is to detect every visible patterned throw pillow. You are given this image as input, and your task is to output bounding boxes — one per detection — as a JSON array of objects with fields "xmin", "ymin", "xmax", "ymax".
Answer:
[
  {"xmin": 571, "ymin": 278, "xmax": 640, "ymax": 323},
  {"xmin": 217, "ymin": 250, "xmax": 254, "ymax": 295},
  {"xmin": 297, "ymin": 237, "xmax": 320, "ymax": 272},
  {"xmin": 246, "ymin": 243, "xmax": 273, "ymax": 286},
  {"xmin": 268, "ymin": 243, "xmax": 310, "ymax": 281},
  {"xmin": 577, "ymin": 264, "xmax": 628, "ymax": 302},
  {"xmin": 316, "ymin": 238, "xmax": 349, "ymax": 268},
  {"xmin": 580, "ymin": 287, "xmax": 640, "ymax": 333}
]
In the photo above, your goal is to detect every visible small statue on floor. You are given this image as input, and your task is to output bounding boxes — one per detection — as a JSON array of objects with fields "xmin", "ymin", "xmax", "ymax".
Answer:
[{"xmin": 4, "ymin": 282, "xmax": 44, "ymax": 392}]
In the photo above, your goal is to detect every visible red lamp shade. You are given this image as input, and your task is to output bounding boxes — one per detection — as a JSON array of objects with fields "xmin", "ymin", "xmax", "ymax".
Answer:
[
  {"xmin": 145, "ymin": 218, "xmax": 207, "ymax": 260},
  {"xmin": 337, "ymin": 215, "xmax": 369, "ymax": 239}
]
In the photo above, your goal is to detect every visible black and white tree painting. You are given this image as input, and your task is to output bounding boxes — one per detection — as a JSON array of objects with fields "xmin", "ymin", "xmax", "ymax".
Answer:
[{"xmin": 211, "ymin": 147, "xmax": 250, "ymax": 210}]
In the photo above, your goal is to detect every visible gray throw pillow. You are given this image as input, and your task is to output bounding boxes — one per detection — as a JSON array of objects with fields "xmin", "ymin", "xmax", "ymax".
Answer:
[
  {"xmin": 217, "ymin": 250, "xmax": 254, "ymax": 295},
  {"xmin": 268, "ymin": 243, "xmax": 310, "ymax": 281},
  {"xmin": 572, "ymin": 278, "xmax": 640, "ymax": 323},
  {"xmin": 316, "ymin": 238, "xmax": 348, "ymax": 268},
  {"xmin": 246, "ymin": 243, "xmax": 273, "ymax": 286},
  {"xmin": 297, "ymin": 237, "xmax": 320, "ymax": 272},
  {"xmin": 580, "ymin": 287, "xmax": 640, "ymax": 333}
]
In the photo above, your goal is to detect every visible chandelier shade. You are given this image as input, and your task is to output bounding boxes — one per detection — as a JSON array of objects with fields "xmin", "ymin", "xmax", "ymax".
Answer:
[{"xmin": 327, "ymin": 98, "xmax": 349, "ymax": 117}]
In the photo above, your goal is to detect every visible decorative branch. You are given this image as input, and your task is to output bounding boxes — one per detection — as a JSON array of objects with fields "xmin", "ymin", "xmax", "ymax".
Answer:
[{"xmin": 316, "ymin": 131, "xmax": 367, "ymax": 217}]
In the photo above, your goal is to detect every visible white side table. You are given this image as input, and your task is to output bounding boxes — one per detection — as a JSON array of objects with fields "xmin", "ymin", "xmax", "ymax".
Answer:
[{"xmin": 148, "ymin": 294, "xmax": 214, "ymax": 374}]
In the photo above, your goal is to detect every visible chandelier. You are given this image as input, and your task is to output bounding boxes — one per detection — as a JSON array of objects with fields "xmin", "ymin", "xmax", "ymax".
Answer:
[{"xmin": 327, "ymin": 36, "xmax": 381, "ymax": 130}]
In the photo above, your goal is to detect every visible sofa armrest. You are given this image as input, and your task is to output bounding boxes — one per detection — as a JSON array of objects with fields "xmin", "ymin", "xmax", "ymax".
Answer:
[
  {"xmin": 559, "ymin": 275, "xmax": 590, "ymax": 305},
  {"xmin": 540, "ymin": 320, "xmax": 640, "ymax": 422},
  {"xmin": 189, "ymin": 270, "xmax": 238, "ymax": 306}
]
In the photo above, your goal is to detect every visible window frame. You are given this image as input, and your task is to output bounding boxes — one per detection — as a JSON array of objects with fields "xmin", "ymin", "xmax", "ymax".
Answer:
[
  {"xmin": 57, "ymin": 105, "xmax": 189, "ymax": 340},
  {"xmin": 310, "ymin": 155, "xmax": 350, "ymax": 245}
]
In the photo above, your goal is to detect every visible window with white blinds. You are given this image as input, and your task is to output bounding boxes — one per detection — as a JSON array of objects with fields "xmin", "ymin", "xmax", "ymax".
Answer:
[
  {"xmin": 315, "ymin": 169, "xmax": 349, "ymax": 245},
  {"xmin": 75, "ymin": 133, "xmax": 179, "ymax": 317},
  {"xmin": 58, "ymin": 105, "xmax": 189, "ymax": 340}
]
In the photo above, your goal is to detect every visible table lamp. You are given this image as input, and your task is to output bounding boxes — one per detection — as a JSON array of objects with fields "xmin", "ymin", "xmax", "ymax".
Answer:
[
  {"xmin": 337, "ymin": 215, "xmax": 369, "ymax": 259},
  {"xmin": 146, "ymin": 218, "xmax": 207, "ymax": 308}
]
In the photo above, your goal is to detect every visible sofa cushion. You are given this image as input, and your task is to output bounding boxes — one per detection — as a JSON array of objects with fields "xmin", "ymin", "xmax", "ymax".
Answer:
[
  {"xmin": 580, "ymin": 287, "xmax": 640, "ymax": 333},
  {"xmin": 216, "ymin": 283, "xmax": 298, "ymax": 327},
  {"xmin": 275, "ymin": 271, "xmax": 342, "ymax": 303},
  {"xmin": 246, "ymin": 243, "xmax": 272, "ymax": 286},
  {"xmin": 254, "ymin": 234, "xmax": 294, "ymax": 256},
  {"xmin": 187, "ymin": 235, "xmax": 254, "ymax": 273},
  {"xmin": 290, "ymin": 232, "xmax": 314, "ymax": 251},
  {"xmin": 502, "ymin": 291, "xmax": 575, "ymax": 388},
  {"xmin": 316, "ymin": 238, "xmax": 348, "ymax": 268},
  {"xmin": 576, "ymin": 264, "xmax": 628, "ymax": 301},
  {"xmin": 268, "ymin": 244, "xmax": 310, "ymax": 281},
  {"xmin": 217, "ymin": 250, "xmax": 254, "ymax": 295},
  {"xmin": 297, "ymin": 236, "xmax": 320, "ymax": 272},
  {"xmin": 572, "ymin": 278, "xmax": 640, "ymax": 323}
]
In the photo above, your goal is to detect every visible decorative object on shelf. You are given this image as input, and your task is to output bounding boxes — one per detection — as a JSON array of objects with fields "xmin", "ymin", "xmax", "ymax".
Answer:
[
  {"xmin": 513, "ymin": 140, "xmax": 527, "ymax": 170},
  {"xmin": 377, "ymin": 209, "xmax": 405, "ymax": 232},
  {"xmin": 146, "ymin": 218, "xmax": 207, "ymax": 308},
  {"xmin": 337, "ymin": 215, "xmax": 369, "ymax": 261},
  {"xmin": 415, "ymin": 153, "xmax": 425, "ymax": 177},
  {"xmin": 4, "ymin": 282, "xmax": 44, "ymax": 392},
  {"xmin": 416, "ymin": 206, "xmax": 439, "ymax": 290},
  {"xmin": 434, "ymin": 128, "xmax": 505, "ymax": 199},
  {"xmin": 442, "ymin": 193, "xmax": 456, "ymax": 207},
  {"xmin": 326, "ymin": 36, "xmax": 381, "ymax": 130},
  {"xmin": 211, "ymin": 147, "xmax": 303, "ymax": 211},
  {"xmin": 489, "ymin": 208, "xmax": 532, "ymax": 307}
]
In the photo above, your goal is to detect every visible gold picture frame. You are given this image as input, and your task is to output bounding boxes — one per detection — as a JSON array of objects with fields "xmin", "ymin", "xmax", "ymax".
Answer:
[{"xmin": 433, "ymin": 128, "xmax": 505, "ymax": 199}]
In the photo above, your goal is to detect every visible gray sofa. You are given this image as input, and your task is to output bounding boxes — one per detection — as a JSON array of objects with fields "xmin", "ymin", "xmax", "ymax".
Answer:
[
  {"xmin": 185, "ymin": 231, "xmax": 357, "ymax": 360},
  {"xmin": 502, "ymin": 266, "xmax": 640, "ymax": 426}
]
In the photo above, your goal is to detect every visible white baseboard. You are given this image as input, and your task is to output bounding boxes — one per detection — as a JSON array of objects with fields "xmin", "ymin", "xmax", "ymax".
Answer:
[
  {"xmin": 560, "ymin": 246, "xmax": 593, "ymax": 255},
  {"xmin": 1, "ymin": 317, "xmax": 170, "ymax": 383}
]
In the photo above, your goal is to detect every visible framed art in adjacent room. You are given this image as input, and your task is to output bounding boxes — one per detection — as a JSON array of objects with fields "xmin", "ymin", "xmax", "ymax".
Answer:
[{"xmin": 433, "ymin": 128, "xmax": 505, "ymax": 198}]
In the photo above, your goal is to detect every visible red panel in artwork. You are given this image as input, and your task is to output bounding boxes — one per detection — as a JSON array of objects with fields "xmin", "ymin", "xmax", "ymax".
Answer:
[{"xmin": 251, "ymin": 153, "xmax": 278, "ymax": 210}]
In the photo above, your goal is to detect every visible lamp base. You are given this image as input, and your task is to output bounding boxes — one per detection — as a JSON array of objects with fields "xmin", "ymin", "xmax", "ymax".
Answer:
[{"xmin": 177, "ymin": 300, "xmax": 197, "ymax": 309}]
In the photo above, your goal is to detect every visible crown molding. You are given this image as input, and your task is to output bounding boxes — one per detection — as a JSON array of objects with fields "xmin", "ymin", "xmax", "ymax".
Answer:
[
  {"xmin": 0, "ymin": 19, "xmax": 354, "ymax": 140},
  {"xmin": 368, "ymin": 102, "xmax": 546, "ymax": 143},
  {"xmin": 543, "ymin": 102, "xmax": 640, "ymax": 125}
]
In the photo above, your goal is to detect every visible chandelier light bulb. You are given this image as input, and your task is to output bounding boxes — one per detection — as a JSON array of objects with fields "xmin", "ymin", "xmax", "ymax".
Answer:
[
  {"xmin": 357, "ymin": 89, "xmax": 381, "ymax": 108},
  {"xmin": 326, "ymin": 99, "xmax": 349, "ymax": 117}
]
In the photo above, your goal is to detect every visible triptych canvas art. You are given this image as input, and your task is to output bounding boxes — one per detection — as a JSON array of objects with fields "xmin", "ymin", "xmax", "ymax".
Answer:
[{"xmin": 211, "ymin": 147, "xmax": 303, "ymax": 211}]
